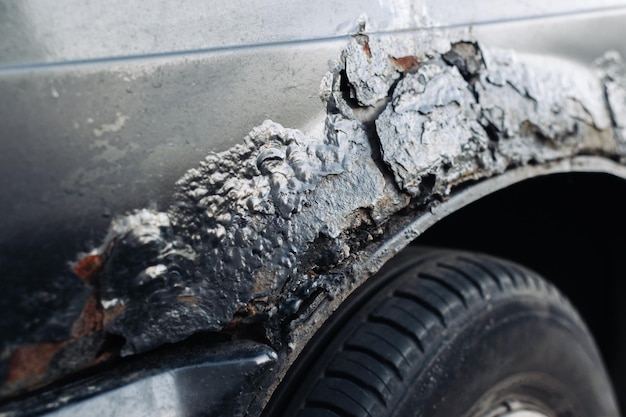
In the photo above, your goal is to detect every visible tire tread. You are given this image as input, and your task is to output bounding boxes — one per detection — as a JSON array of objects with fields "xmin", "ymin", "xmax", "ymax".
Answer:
[{"xmin": 290, "ymin": 250, "xmax": 587, "ymax": 417}]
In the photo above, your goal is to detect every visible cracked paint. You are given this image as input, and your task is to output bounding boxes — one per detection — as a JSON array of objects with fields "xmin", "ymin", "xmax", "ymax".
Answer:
[
  {"xmin": 596, "ymin": 51, "xmax": 626, "ymax": 150},
  {"xmin": 83, "ymin": 35, "xmax": 624, "ymax": 356},
  {"xmin": 91, "ymin": 115, "xmax": 399, "ymax": 355},
  {"xmin": 4, "ymin": 31, "xmax": 626, "ymax": 398},
  {"xmin": 76, "ymin": 35, "xmax": 615, "ymax": 354},
  {"xmin": 377, "ymin": 58, "xmax": 490, "ymax": 195}
]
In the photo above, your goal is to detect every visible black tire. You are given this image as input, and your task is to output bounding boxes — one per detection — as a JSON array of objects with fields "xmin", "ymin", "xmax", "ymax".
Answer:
[{"xmin": 268, "ymin": 248, "xmax": 619, "ymax": 417}]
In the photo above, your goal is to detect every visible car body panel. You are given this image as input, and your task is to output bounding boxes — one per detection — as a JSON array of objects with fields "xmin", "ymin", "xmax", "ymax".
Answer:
[
  {"xmin": 3, "ymin": 0, "xmax": 626, "ymax": 68},
  {"xmin": 2, "ymin": 0, "xmax": 626, "ymax": 414},
  {"xmin": 0, "ymin": 340, "xmax": 276, "ymax": 417}
]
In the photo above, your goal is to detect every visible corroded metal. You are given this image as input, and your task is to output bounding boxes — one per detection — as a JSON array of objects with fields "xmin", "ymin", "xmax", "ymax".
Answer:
[
  {"xmin": 85, "ymin": 34, "xmax": 625, "ymax": 357},
  {"xmin": 3, "ymin": 28, "xmax": 626, "ymax": 401},
  {"xmin": 0, "ymin": 341, "xmax": 276, "ymax": 417}
]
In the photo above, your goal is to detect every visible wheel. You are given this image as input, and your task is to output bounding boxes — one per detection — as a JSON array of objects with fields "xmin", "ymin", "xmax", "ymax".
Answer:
[{"xmin": 267, "ymin": 248, "xmax": 619, "ymax": 417}]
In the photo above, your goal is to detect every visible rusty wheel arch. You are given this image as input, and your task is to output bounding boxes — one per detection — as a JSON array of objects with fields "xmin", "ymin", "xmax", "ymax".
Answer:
[
  {"xmin": 254, "ymin": 155, "xmax": 626, "ymax": 415},
  {"xmin": 5, "ymin": 33, "xmax": 626, "ymax": 402}
]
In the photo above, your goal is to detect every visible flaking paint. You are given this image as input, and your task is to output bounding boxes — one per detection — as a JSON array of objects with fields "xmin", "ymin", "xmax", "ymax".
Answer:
[
  {"xmin": 73, "ymin": 35, "xmax": 626, "ymax": 354},
  {"xmin": 4, "ymin": 31, "xmax": 626, "ymax": 398}
]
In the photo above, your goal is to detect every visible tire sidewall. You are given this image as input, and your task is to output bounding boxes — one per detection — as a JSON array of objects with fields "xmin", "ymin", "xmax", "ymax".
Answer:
[{"xmin": 392, "ymin": 296, "xmax": 617, "ymax": 417}]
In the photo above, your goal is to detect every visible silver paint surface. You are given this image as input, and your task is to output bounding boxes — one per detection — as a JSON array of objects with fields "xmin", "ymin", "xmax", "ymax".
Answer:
[{"xmin": 3, "ymin": 0, "xmax": 626, "ymax": 68}]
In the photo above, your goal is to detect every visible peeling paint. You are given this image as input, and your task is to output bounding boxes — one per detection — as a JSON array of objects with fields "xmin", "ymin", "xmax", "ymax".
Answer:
[
  {"xmin": 375, "ymin": 42, "xmax": 614, "ymax": 196},
  {"xmin": 5, "ymin": 31, "xmax": 626, "ymax": 398},
  {"xmin": 71, "ymin": 34, "xmax": 625, "ymax": 359},
  {"xmin": 76, "ymin": 36, "xmax": 626, "ymax": 356},
  {"xmin": 377, "ymin": 58, "xmax": 490, "ymax": 195},
  {"xmin": 87, "ymin": 114, "xmax": 401, "ymax": 355},
  {"xmin": 596, "ymin": 51, "xmax": 626, "ymax": 150}
]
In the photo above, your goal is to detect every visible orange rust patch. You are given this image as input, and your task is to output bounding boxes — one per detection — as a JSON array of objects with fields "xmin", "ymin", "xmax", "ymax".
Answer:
[
  {"xmin": 7, "ymin": 342, "xmax": 64, "ymax": 384},
  {"xmin": 72, "ymin": 295, "xmax": 104, "ymax": 337},
  {"xmin": 177, "ymin": 295, "xmax": 198, "ymax": 306},
  {"xmin": 72, "ymin": 254, "xmax": 104, "ymax": 285},
  {"xmin": 392, "ymin": 56, "xmax": 420, "ymax": 72},
  {"xmin": 363, "ymin": 40, "xmax": 371, "ymax": 58}
]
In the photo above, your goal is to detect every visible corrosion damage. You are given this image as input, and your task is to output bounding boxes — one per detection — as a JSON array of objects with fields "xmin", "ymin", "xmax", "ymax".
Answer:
[{"xmin": 4, "ymin": 33, "xmax": 626, "ymax": 398}]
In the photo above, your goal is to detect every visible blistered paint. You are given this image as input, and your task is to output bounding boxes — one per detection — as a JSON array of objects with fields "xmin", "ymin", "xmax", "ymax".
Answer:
[
  {"xmin": 91, "ymin": 112, "xmax": 405, "ymax": 355},
  {"xmin": 596, "ymin": 51, "xmax": 626, "ymax": 150},
  {"xmin": 78, "ymin": 35, "xmax": 626, "ymax": 354},
  {"xmin": 5, "ymin": 30, "xmax": 626, "ymax": 397},
  {"xmin": 377, "ymin": 59, "xmax": 491, "ymax": 195},
  {"xmin": 375, "ymin": 42, "xmax": 614, "ymax": 197}
]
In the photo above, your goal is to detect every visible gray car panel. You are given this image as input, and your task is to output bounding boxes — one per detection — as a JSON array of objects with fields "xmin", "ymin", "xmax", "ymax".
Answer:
[
  {"xmin": 2, "ymin": 0, "xmax": 626, "ymax": 411},
  {"xmin": 3, "ymin": 0, "xmax": 626, "ymax": 68}
]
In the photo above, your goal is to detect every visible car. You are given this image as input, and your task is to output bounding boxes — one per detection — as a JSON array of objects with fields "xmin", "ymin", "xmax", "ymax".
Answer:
[{"xmin": 1, "ymin": 1, "xmax": 626, "ymax": 416}]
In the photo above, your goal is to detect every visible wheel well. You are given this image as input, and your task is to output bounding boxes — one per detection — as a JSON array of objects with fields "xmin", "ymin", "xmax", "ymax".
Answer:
[{"xmin": 415, "ymin": 172, "xmax": 626, "ymax": 410}]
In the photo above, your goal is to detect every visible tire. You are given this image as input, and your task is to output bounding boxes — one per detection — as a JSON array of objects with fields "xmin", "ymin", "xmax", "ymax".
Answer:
[{"xmin": 268, "ymin": 248, "xmax": 619, "ymax": 417}]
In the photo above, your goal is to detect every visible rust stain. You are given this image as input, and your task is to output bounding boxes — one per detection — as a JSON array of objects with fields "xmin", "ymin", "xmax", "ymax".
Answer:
[
  {"xmin": 177, "ymin": 295, "xmax": 198, "ymax": 305},
  {"xmin": 223, "ymin": 303, "xmax": 258, "ymax": 330},
  {"xmin": 353, "ymin": 33, "xmax": 371, "ymax": 58},
  {"xmin": 103, "ymin": 304, "xmax": 127, "ymax": 327},
  {"xmin": 72, "ymin": 254, "xmax": 104, "ymax": 285},
  {"xmin": 71, "ymin": 295, "xmax": 104, "ymax": 337},
  {"xmin": 392, "ymin": 55, "xmax": 420, "ymax": 72},
  {"xmin": 3, "ymin": 294, "xmax": 110, "ymax": 395},
  {"xmin": 7, "ymin": 342, "xmax": 64, "ymax": 384},
  {"xmin": 363, "ymin": 40, "xmax": 372, "ymax": 58}
]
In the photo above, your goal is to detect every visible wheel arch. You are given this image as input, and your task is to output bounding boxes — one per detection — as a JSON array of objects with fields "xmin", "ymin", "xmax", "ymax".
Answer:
[
  {"xmin": 257, "ymin": 156, "xmax": 626, "ymax": 415},
  {"xmin": 5, "ymin": 31, "xmax": 626, "ymax": 409}
]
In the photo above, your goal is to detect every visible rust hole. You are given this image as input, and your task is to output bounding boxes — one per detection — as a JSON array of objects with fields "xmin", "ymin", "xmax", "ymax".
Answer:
[{"xmin": 72, "ymin": 254, "xmax": 104, "ymax": 285}]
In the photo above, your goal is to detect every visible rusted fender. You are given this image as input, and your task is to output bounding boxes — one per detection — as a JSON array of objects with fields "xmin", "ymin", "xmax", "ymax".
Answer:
[{"xmin": 3, "ymin": 31, "xmax": 626, "ymax": 398}]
